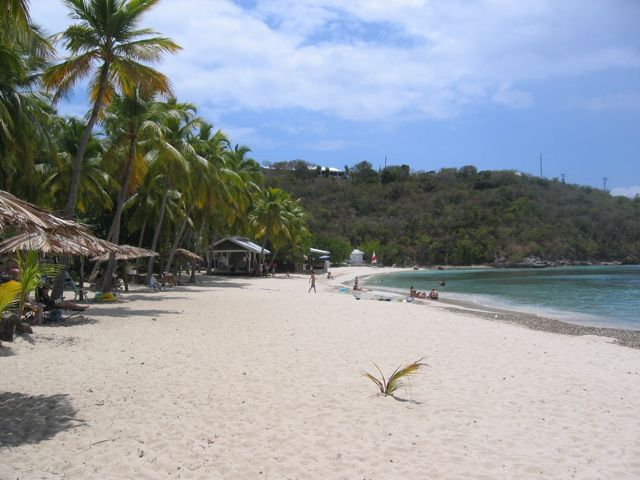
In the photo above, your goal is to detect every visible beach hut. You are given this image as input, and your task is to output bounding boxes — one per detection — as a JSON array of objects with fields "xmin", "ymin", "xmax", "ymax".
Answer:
[
  {"xmin": 211, "ymin": 236, "xmax": 270, "ymax": 274},
  {"xmin": 350, "ymin": 249, "xmax": 365, "ymax": 265}
]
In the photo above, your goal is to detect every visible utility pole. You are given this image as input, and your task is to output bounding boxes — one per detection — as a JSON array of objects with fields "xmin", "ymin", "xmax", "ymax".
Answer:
[
  {"xmin": 602, "ymin": 177, "xmax": 608, "ymax": 192},
  {"xmin": 539, "ymin": 153, "xmax": 543, "ymax": 178},
  {"xmin": 561, "ymin": 173, "xmax": 565, "ymax": 184}
]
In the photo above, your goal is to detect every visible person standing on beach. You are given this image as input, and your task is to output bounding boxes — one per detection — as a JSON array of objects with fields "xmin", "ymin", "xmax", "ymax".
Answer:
[{"xmin": 308, "ymin": 272, "xmax": 317, "ymax": 293}]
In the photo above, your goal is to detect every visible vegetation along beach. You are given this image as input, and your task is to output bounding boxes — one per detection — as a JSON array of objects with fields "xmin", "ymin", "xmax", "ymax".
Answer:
[{"xmin": 1, "ymin": 1, "xmax": 639, "ymax": 479}]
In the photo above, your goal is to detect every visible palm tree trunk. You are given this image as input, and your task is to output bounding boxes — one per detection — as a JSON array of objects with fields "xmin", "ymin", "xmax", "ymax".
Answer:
[
  {"xmin": 206, "ymin": 233, "xmax": 221, "ymax": 274},
  {"xmin": 260, "ymin": 235, "xmax": 269, "ymax": 265},
  {"xmin": 102, "ymin": 131, "xmax": 137, "ymax": 293},
  {"xmin": 137, "ymin": 219, "xmax": 147, "ymax": 247},
  {"xmin": 52, "ymin": 63, "xmax": 109, "ymax": 300},
  {"xmin": 146, "ymin": 188, "xmax": 169, "ymax": 284},
  {"xmin": 165, "ymin": 205, "xmax": 193, "ymax": 273},
  {"xmin": 189, "ymin": 262, "xmax": 196, "ymax": 283},
  {"xmin": 64, "ymin": 62, "xmax": 110, "ymax": 217},
  {"xmin": 270, "ymin": 249, "xmax": 280, "ymax": 276}
]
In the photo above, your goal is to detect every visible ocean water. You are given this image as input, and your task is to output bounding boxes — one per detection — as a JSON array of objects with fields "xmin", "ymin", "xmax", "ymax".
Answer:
[{"xmin": 364, "ymin": 265, "xmax": 640, "ymax": 330}]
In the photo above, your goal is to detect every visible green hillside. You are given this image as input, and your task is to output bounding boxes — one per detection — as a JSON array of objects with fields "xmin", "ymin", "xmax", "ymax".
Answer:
[{"xmin": 265, "ymin": 161, "xmax": 640, "ymax": 266}]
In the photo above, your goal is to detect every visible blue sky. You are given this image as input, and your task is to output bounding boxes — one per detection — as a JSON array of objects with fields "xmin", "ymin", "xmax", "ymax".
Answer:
[{"xmin": 30, "ymin": 0, "xmax": 640, "ymax": 196}]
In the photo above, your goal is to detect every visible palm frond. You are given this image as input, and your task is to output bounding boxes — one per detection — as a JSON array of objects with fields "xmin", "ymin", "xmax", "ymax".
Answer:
[
  {"xmin": 362, "ymin": 358, "xmax": 427, "ymax": 396},
  {"xmin": 42, "ymin": 52, "xmax": 98, "ymax": 101},
  {"xmin": 0, "ymin": 281, "xmax": 21, "ymax": 313}
]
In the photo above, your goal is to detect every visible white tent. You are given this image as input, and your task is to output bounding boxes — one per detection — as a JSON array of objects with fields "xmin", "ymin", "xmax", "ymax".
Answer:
[{"xmin": 350, "ymin": 248, "xmax": 365, "ymax": 265}]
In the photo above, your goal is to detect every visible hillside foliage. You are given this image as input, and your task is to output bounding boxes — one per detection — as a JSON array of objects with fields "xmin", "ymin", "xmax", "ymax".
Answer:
[{"xmin": 265, "ymin": 161, "xmax": 640, "ymax": 266}]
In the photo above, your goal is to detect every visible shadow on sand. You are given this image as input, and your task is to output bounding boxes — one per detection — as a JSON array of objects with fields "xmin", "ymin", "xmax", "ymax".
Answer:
[
  {"xmin": 86, "ymin": 305, "xmax": 181, "ymax": 318},
  {"xmin": 0, "ymin": 392, "xmax": 83, "ymax": 447},
  {"xmin": 114, "ymin": 294, "xmax": 186, "ymax": 302},
  {"xmin": 41, "ymin": 315, "xmax": 98, "ymax": 328},
  {"xmin": 0, "ymin": 345, "xmax": 16, "ymax": 357}
]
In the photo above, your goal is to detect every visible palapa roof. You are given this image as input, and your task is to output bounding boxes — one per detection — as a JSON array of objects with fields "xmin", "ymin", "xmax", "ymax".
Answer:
[
  {"xmin": 0, "ymin": 191, "xmax": 120, "ymax": 257},
  {"xmin": 310, "ymin": 247, "xmax": 330, "ymax": 255},
  {"xmin": 174, "ymin": 248, "xmax": 204, "ymax": 263},
  {"xmin": 0, "ymin": 190, "xmax": 87, "ymax": 234},
  {"xmin": 0, "ymin": 230, "xmax": 119, "ymax": 256},
  {"xmin": 91, "ymin": 245, "xmax": 158, "ymax": 262},
  {"xmin": 212, "ymin": 236, "xmax": 270, "ymax": 255}
]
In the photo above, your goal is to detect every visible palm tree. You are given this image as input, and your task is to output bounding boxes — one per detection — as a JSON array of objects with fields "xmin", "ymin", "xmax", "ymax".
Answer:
[
  {"xmin": 267, "ymin": 195, "xmax": 309, "ymax": 267},
  {"xmin": 222, "ymin": 144, "xmax": 263, "ymax": 232},
  {"xmin": 0, "ymin": 0, "xmax": 54, "ymax": 198},
  {"xmin": 42, "ymin": 0, "xmax": 180, "ymax": 218},
  {"xmin": 143, "ymin": 98, "xmax": 200, "ymax": 283},
  {"xmin": 39, "ymin": 116, "xmax": 114, "ymax": 213},
  {"xmin": 99, "ymin": 91, "xmax": 156, "ymax": 291},
  {"xmin": 164, "ymin": 125, "xmax": 254, "ymax": 274},
  {"xmin": 250, "ymin": 187, "xmax": 301, "ymax": 265}
]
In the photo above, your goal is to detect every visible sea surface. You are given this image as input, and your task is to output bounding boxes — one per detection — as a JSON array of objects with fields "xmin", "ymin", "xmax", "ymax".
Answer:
[{"xmin": 364, "ymin": 265, "xmax": 640, "ymax": 330}]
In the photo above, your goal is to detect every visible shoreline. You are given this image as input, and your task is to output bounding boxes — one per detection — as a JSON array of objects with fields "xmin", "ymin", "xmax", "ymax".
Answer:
[{"xmin": 332, "ymin": 266, "xmax": 640, "ymax": 349}]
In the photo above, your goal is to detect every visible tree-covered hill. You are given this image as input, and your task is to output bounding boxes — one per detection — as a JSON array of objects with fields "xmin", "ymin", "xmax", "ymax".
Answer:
[{"xmin": 264, "ymin": 161, "xmax": 640, "ymax": 266}]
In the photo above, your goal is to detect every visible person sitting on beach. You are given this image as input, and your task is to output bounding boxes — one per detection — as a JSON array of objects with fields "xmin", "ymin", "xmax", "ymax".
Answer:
[
  {"xmin": 409, "ymin": 286, "xmax": 417, "ymax": 297},
  {"xmin": 327, "ymin": 271, "xmax": 333, "ymax": 279},
  {"xmin": 353, "ymin": 277, "xmax": 361, "ymax": 291},
  {"xmin": 149, "ymin": 276, "xmax": 163, "ymax": 292},
  {"xmin": 37, "ymin": 285, "xmax": 89, "ymax": 312},
  {"xmin": 415, "ymin": 290, "xmax": 427, "ymax": 299},
  {"xmin": 429, "ymin": 289, "xmax": 439, "ymax": 300}
]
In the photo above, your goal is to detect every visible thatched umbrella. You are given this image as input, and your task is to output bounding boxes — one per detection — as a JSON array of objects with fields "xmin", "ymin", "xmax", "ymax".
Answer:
[
  {"xmin": 0, "ymin": 191, "xmax": 123, "ymax": 300},
  {"xmin": 91, "ymin": 245, "xmax": 158, "ymax": 291},
  {"xmin": 0, "ymin": 230, "xmax": 121, "ymax": 300},
  {"xmin": 0, "ymin": 230, "xmax": 119, "ymax": 257},
  {"xmin": 173, "ymin": 248, "xmax": 204, "ymax": 285},
  {"xmin": 0, "ymin": 190, "xmax": 88, "ymax": 234},
  {"xmin": 174, "ymin": 248, "xmax": 204, "ymax": 264},
  {"xmin": 91, "ymin": 245, "xmax": 158, "ymax": 262}
]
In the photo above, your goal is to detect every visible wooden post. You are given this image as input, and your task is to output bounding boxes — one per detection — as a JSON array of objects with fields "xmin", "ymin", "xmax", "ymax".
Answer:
[{"xmin": 79, "ymin": 256, "xmax": 85, "ymax": 301}]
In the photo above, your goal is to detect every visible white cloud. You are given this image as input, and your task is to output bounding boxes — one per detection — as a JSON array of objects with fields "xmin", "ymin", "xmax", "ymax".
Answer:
[
  {"xmin": 580, "ymin": 92, "xmax": 640, "ymax": 112},
  {"xmin": 29, "ymin": 0, "xmax": 640, "ymax": 122},
  {"xmin": 611, "ymin": 186, "xmax": 640, "ymax": 198},
  {"xmin": 491, "ymin": 83, "xmax": 533, "ymax": 108}
]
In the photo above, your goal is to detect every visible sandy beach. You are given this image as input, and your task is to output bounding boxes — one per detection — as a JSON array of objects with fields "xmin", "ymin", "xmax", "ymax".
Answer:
[{"xmin": 2, "ymin": 266, "xmax": 640, "ymax": 479}]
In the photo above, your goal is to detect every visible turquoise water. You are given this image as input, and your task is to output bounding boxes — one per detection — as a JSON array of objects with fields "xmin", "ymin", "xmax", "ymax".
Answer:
[{"xmin": 364, "ymin": 265, "xmax": 640, "ymax": 330}]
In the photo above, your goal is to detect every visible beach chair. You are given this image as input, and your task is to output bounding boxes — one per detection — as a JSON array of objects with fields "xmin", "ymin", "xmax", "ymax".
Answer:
[{"xmin": 65, "ymin": 278, "xmax": 88, "ymax": 301}]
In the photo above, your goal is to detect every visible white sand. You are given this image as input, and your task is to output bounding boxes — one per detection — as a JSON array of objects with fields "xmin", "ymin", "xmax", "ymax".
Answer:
[{"xmin": 1, "ymin": 267, "xmax": 639, "ymax": 479}]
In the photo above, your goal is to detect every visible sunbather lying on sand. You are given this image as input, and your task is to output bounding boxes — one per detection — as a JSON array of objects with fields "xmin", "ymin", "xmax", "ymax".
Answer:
[{"xmin": 409, "ymin": 286, "xmax": 438, "ymax": 299}]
